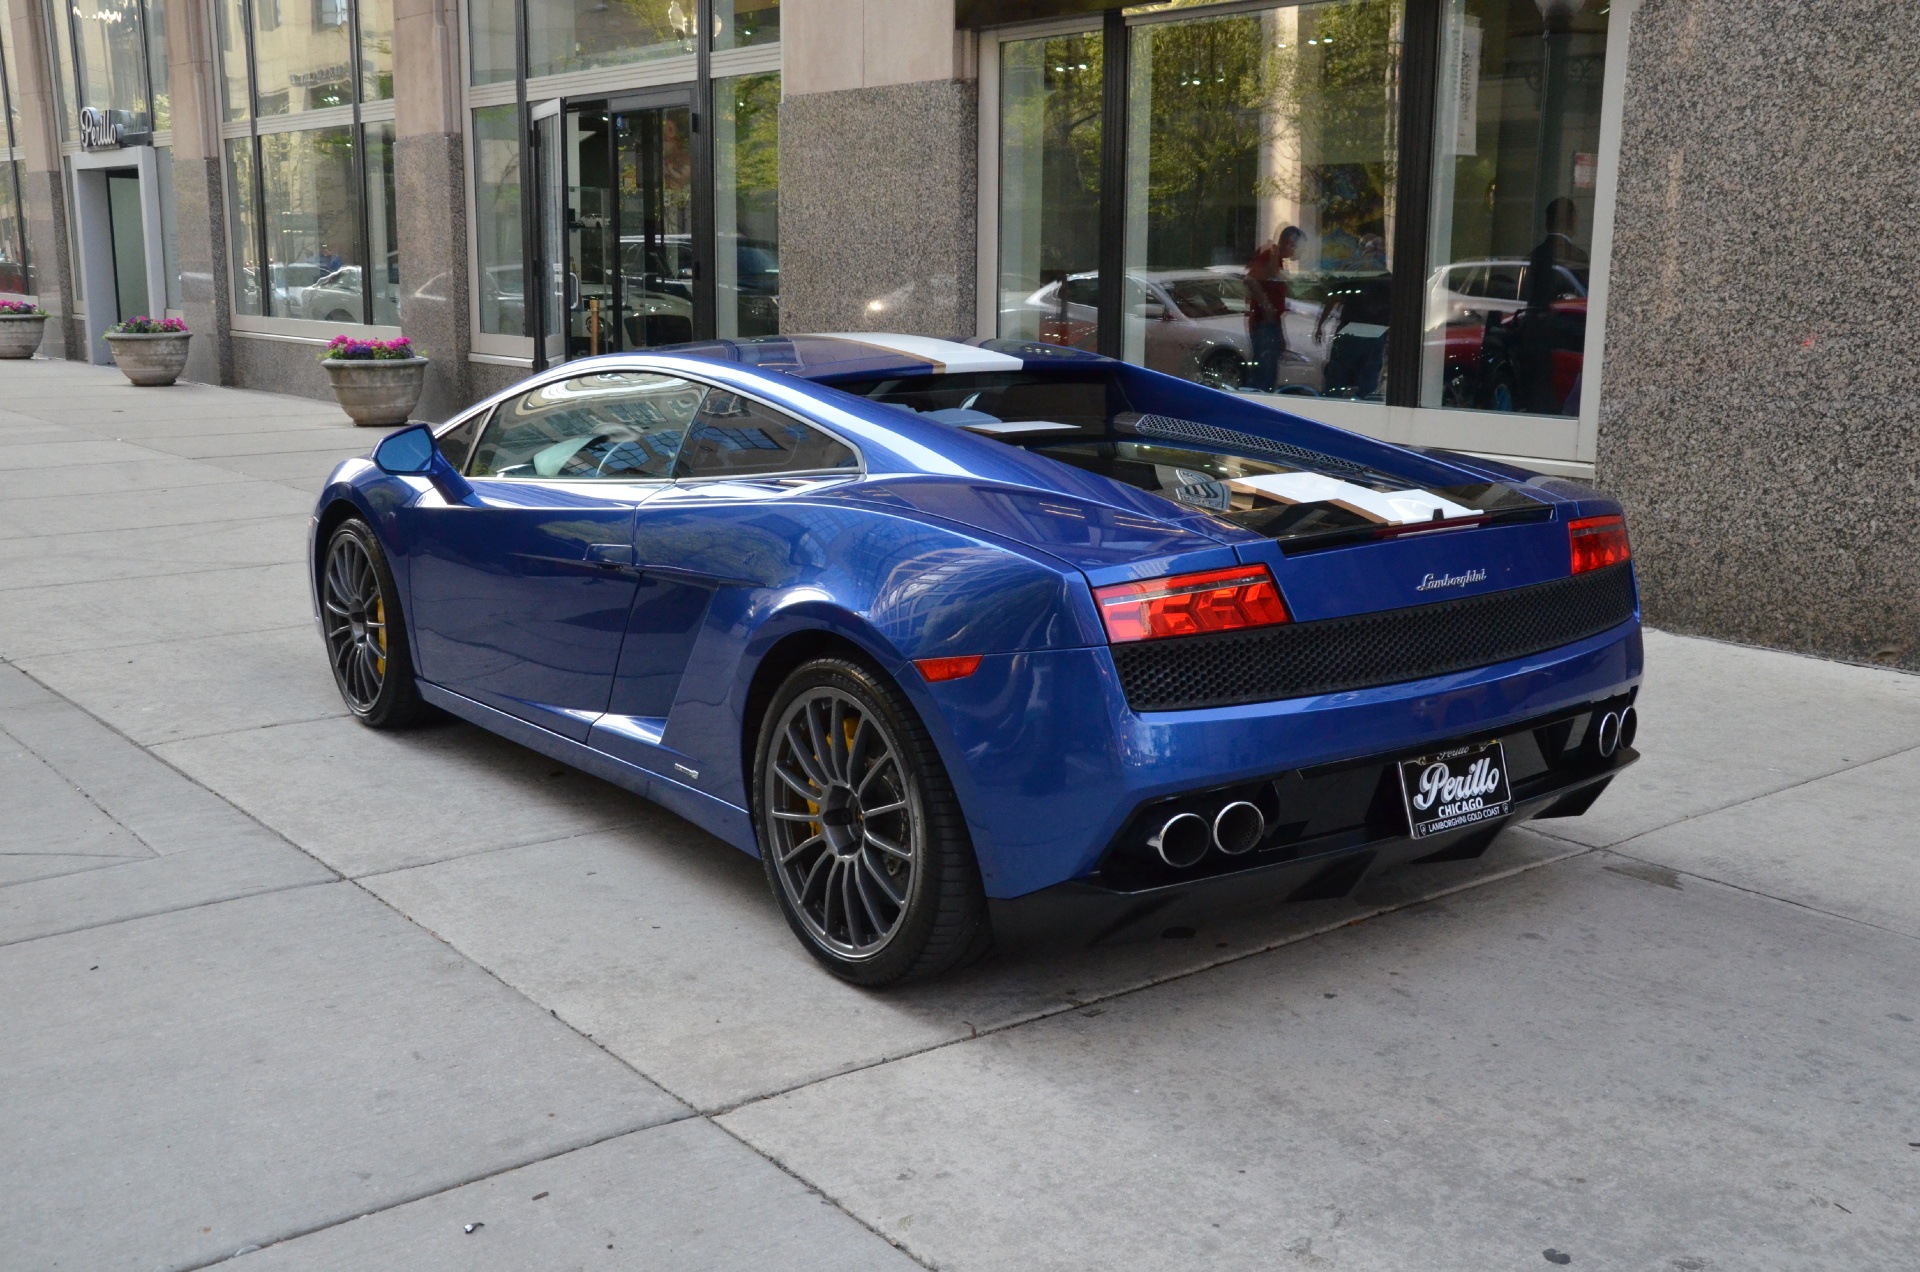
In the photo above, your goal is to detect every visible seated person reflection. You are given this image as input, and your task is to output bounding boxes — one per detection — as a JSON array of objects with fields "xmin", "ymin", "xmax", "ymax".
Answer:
[
  {"xmin": 1316, "ymin": 236, "xmax": 1392, "ymax": 401},
  {"xmin": 1513, "ymin": 197, "xmax": 1589, "ymax": 415}
]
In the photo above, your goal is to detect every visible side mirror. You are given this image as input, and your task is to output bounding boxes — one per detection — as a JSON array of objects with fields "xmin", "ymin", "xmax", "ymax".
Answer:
[
  {"xmin": 373, "ymin": 423, "xmax": 474, "ymax": 503},
  {"xmin": 372, "ymin": 423, "xmax": 435, "ymax": 475}
]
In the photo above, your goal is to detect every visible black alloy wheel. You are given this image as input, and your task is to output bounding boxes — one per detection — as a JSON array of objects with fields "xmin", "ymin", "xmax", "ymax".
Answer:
[
  {"xmin": 321, "ymin": 519, "xmax": 430, "ymax": 729},
  {"xmin": 755, "ymin": 658, "xmax": 990, "ymax": 986}
]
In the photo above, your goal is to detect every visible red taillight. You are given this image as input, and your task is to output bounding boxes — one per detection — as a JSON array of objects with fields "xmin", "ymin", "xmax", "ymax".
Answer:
[
  {"xmin": 916, "ymin": 655, "xmax": 983, "ymax": 682},
  {"xmin": 1093, "ymin": 565, "xmax": 1290, "ymax": 643},
  {"xmin": 1568, "ymin": 514, "xmax": 1631, "ymax": 575}
]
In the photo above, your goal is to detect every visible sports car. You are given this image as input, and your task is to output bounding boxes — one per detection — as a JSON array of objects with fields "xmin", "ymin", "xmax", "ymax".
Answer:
[{"xmin": 309, "ymin": 334, "xmax": 1641, "ymax": 984}]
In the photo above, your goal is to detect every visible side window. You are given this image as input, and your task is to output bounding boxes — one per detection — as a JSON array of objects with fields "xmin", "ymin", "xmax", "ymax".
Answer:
[
  {"xmin": 674, "ymin": 390, "xmax": 859, "ymax": 481},
  {"xmin": 435, "ymin": 410, "xmax": 485, "ymax": 472},
  {"xmin": 467, "ymin": 371, "xmax": 706, "ymax": 480}
]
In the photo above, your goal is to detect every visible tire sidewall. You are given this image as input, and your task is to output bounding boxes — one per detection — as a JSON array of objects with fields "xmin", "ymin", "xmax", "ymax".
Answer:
[{"xmin": 753, "ymin": 658, "xmax": 944, "ymax": 986}]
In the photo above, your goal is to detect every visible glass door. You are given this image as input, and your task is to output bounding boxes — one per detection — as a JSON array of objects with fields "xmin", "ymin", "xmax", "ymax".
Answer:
[{"xmin": 563, "ymin": 90, "xmax": 702, "ymax": 360}]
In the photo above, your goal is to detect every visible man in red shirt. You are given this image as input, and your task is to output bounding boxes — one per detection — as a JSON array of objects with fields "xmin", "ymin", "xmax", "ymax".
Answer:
[{"xmin": 1244, "ymin": 225, "xmax": 1302, "ymax": 391}]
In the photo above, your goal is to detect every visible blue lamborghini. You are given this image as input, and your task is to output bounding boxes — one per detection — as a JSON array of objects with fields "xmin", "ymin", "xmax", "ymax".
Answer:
[{"xmin": 310, "ymin": 334, "xmax": 1641, "ymax": 984}]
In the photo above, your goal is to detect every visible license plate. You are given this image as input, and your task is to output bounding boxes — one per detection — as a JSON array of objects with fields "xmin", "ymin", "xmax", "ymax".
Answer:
[{"xmin": 1398, "ymin": 741, "xmax": 1511, "ymax": 839}]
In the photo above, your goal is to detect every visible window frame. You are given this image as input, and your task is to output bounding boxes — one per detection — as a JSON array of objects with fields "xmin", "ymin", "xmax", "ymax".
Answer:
[
  {"xmin": 459, "ymin": 0, "xmax": 783, "ymax": 366},
  {"xmin": 215, "ymin": 0, "xmax": 399, "ymax": 333},
  {"xmin": 440, "ymin": 358, "xmax": 866, "ymax": 486},
  {"xmin": 976, "ymin": 0, "xmax": 1635, "ymax": 475}
]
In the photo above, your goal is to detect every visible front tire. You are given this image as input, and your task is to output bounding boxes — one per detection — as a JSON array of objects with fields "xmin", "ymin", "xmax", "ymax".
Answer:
[
  {"xmin": 320, "ymin": 519, "xmax": 431, "ymax": 729},
  {"xmin": 754, "ymin": 658, "xmax": 990, "ymax": 986}
]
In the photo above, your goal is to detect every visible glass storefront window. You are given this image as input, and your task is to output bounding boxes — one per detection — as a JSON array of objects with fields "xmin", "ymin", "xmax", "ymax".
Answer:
[
  {"xmin": 251, "ymin": 0, "xmax": 354, "ymax": 116},
  {"xmin": 365, "ymin": 120, "xmax": 399, "ymax": 324},
  {"xmin": 714, "ymin": 72, "xmax": 778, "ymax": 338},
  {"xmin": 0, "ymin": 163, "xmax": 28, "ymax": 295},
  {"xmin": 70, "ymin": 0, "xmax": 149, "ymax": 129},
  {"xmin": 472, "ymin": 104, "xmax": 524, "ymax": 336},
  {"xmin": 1421, "ymin": 0, "xmax": 1607, "ymax": 417},
  {"xmin": 360, "ymin": 0, "xmax": 392, "ymax": 102},
  {"xmin": 0, "ymin": 0, "xmax": 23, "ymax": 146},
  {"xmin": 145, "ymin": 0, "xmax": 168, "ymax": 130},
  {"xmin": 45, "ymin": 0, "xmax": 78, "ymax": 139},
  {"xmin": 468, "ymin": 0, "xmax": 696, "ymax": 86},
  {"xmin": 226, "ymin": 137, "xmax": 261, "ymax": 314},
  {"xmin": 156, "ymin": 144, "xmax": 181, "ymax": 308},
  {"xmin": 258, "ymin": 126, "xmax": 362, "ymax": 319},
  {"xmin": 713, "ymin": 0, "xmax": 776, "ymax": 51},
  {"xmin": 997, "ymin": 29, "xmax": 1103, "ymax": 351},
  {"xmin": 1123, "ymin": 0, "xmax": 1402, "ymax": 400},
  {"xmin": 215, "ymin": 0, "xmax": 248, "ymax": 120}
]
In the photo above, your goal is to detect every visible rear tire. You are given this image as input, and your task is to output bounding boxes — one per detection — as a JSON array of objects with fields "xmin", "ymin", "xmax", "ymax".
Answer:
[
  {"xmin": 754, "ymin": 657, "xmax": 990, "ymax": 986},
  {"xmin": 320, "ymin": 519, "xmax": 432, "ymax": 729}
]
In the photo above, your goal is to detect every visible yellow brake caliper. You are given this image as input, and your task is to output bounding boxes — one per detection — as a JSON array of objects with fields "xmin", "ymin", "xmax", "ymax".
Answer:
[{"xmin": 373, "ymin": 595, "xmax": 387, "ymax": 677}]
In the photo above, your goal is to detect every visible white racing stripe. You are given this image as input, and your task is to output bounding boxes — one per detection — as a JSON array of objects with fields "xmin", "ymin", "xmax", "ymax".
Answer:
[{"xmin": 814, "ymin": 333, "xmax": 1026, "ymax": 374}]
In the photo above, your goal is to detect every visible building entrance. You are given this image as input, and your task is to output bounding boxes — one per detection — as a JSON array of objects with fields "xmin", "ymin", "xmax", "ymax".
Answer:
[{"xmin": 560, "ymin": 92, "xmax": 704, "ymax": 361}]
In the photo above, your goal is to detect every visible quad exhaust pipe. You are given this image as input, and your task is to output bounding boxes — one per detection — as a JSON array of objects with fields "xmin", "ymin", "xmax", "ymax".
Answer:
[
  {"xmin": 1596, "ymin": 710, "xmax": 1621, "ymax": 757},
  {"xmin": 1149, "ymin": 800, "xmax": 1268, "ymax": 868},
  {"xmin": 1595, "ymin": 704, "xmax": 1638, "ymax": 758}
]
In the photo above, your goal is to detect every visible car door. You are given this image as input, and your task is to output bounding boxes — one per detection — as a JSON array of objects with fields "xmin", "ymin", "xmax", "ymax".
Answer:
[
  {"xmin": 591, "ymin": 384, "xmax": 860, "ymax": 778},
  {"xmin": 401, "ymin": 369, "xmax": 705, "ymax": 740}
]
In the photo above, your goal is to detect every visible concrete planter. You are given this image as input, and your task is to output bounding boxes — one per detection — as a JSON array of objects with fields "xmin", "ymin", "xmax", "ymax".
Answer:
[
  {"xmin": 322, "ymin": 356, "xmax": 429, "ymax": 427},
  {"xmin": 105, "ymin": 331, "xmax": 192, "ymax": 386},
  {"xmin": 0, "ymin": 314, "xmax": 47, "ymax": 359}
]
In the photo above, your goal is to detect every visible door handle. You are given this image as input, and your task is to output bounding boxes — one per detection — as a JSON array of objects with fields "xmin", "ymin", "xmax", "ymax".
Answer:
[{"xmin": 584, "ymin": 543, "xmax": 637, "ymax": 572}]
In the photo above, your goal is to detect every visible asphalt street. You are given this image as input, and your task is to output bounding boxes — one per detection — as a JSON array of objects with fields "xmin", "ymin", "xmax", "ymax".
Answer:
[{"xmin": 1, "ymin": 358, "xmax": 1916, "ymax": 1271}]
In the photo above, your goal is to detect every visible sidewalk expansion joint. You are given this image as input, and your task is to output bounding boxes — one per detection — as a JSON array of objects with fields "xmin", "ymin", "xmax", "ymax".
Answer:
[{"xmin": 167, "ymin": 1116, "xmax": 700, "ymax": 1272}]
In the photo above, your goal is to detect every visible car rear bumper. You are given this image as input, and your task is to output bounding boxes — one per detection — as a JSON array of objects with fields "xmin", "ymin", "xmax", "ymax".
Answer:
[
  {"xmin": 915, "ymin": 619, "xmax": 1642, "ymax": 900},
  {"xmin": 986, "ymin": 744, "xmax": 1632, "ymax": 954}
]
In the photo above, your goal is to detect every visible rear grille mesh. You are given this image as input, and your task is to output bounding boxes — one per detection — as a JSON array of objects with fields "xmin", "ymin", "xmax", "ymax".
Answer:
[{"xmin": 1110, "ymin": 564, "xmax": 1636, "ymax": 712}]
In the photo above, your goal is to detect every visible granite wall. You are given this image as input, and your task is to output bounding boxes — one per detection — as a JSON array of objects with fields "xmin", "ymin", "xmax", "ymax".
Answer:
[
  {"xmin": 233, "ymin": 335, "xmax": 336, "ymax": 403},
  {"xmin": 394, "ymin": 132, "xmax": 472, "ymax": 421},
  {"xmin": 1598, "ymin": 0, "xmax": 1920, "ymax": 670},
  {"xmin": 778, "ymin": 79, "xmax": 978, "ymax": 336}
]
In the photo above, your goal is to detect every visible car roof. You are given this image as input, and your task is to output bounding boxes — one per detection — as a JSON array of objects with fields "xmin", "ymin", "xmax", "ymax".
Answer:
[{"xmin": 659, "ymin": 333, "xmax": 1108, "ymax": 382}]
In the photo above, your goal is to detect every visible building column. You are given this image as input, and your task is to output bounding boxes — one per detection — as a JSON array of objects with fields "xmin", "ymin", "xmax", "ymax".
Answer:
[
  {"xmin": 778, "ymin": 0, "xmax": 978, "ymax": 335},
  {"xmin": 164, "ymin": 0, "xmax": 233, "ymax": 384},
  {"xmin": 9, "ymin": 0, "xmax": 79, "ymax": 358},
  {"xmin": 392, "ymin": 0, "xmax": 470, "ymax": 420}
]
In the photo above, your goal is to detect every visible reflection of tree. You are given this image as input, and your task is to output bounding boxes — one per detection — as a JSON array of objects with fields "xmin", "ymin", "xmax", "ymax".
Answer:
[
  {"xmin": 1001, "ymin": 34, "xmax": 1103, "ymax": 279},
  {"xmin": 1137, "ymin": 0, "xmax": 1400, "ymax": 272}
]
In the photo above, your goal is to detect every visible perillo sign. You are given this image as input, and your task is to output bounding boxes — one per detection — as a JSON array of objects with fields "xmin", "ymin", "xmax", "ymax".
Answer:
[{"xmin": 78, "ymin": 106, "xmax": 144, "ymax": 151}]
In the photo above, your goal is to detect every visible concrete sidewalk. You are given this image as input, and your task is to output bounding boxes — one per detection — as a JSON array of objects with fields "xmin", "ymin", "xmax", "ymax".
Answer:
[{"xmin": 2, "ymin": 359, "xmax": 1916, "ymax": 1270}]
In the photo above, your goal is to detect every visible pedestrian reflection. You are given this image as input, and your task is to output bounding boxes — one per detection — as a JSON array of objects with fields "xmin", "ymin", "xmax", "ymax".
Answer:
[
  {"xmin": 1244, "ymin": 226, "xmax": 1302, "ymax": 392},
  {"xmin": 1509, "ymin": 197, "xmax": 1588, "ymax": 415}
]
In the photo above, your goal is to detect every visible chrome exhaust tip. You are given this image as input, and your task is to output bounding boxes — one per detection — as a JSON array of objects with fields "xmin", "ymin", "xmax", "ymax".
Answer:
[
  {"xmin": 1618, "ymin": 705, "xmax": 1638, "ymax": 751},
  {"xmin": 1149, "ymin": 812, "xmax": 1211, "ymax": 869},
  {"xmin": 1596, "ymin": 710, "xmax": 1622, "ymax": 758},
  {"xmin": 1212, "ymin": 800, "xmax": 1265, "ymax": 856}
]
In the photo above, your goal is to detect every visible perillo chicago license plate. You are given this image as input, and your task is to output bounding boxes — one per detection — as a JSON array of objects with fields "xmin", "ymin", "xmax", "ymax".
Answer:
[{"xmin": 1398, "ymin": 740, "xmax": 1511, "ymax": 839}]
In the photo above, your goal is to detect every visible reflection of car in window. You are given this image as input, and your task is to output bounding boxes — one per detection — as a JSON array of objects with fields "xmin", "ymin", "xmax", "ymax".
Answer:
[
  {"xmin": 1425, "ymin": 258, "xmax": 1589, "ymax": 413},
  {"xmin": 1016, "ymin": 270, "xmax": 1328, "ymax": 394}
]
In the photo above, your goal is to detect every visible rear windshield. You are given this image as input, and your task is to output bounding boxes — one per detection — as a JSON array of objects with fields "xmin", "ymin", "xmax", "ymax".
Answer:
[
  {"xmin": 827, "ymin": 370, "xmax": 1124, "ymax": 434},
  {"xmin": 828, "ymin": 370, "xmax": 1545, "ymax": 550}
]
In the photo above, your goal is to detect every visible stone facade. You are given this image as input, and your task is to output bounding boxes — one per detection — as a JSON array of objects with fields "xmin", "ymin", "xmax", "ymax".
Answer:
[
  {"xmin": 1598, "ymin": 0, "xmax": 1920, "ymax": 670},
  {"xmin": 779, "ymin": 79, "xmax": 978, "ymax": 337}
]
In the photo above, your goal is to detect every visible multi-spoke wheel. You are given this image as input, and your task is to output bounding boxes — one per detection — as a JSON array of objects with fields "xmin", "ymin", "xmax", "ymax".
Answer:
[
  {"xmin": 755, "ymin": 658, "xmax": 990, "ymax": 985},
  {"xmin": 320, "ymin": 518, "xmax": 429, "ymax": 729}
]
